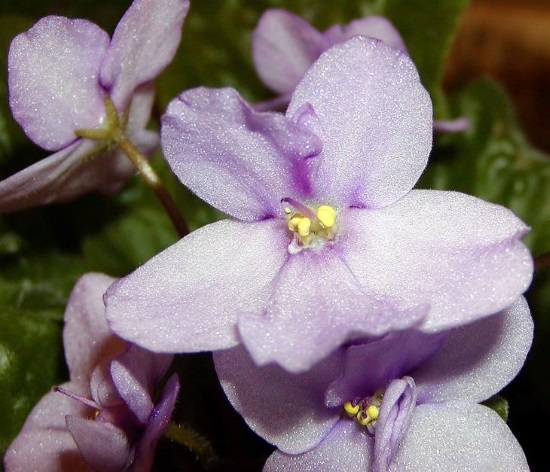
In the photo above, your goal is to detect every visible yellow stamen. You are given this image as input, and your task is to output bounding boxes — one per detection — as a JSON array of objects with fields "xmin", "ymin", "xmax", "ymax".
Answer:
[
  {"xmin": 343, "ymin": 401, "xmax": 360, "ymax": 416},
  {"xmin": 297, "ymin": 217, "xmax": 311, "ymax": 237},
  {"xmin": 288, "ymin": 215, "xmax": 302, "ymax": 232},
  {"xmin": 316, "ymin": 205, "xmax": 336, "ymax": 228},
  {"xmin": 356, "ymin": 410, "xmax": 372, "ymax": 426},
  {"xmin": 366, "ymin": 405, "xmax": 379, "ymax": 420}
]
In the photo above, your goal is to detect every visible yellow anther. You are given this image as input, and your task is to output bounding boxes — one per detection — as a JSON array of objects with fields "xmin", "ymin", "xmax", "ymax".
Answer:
[
  {"xmin": 316, "ymin": 205, "xmax": 336, "ymax": 228},
  {"xmin": 343, "ymin": 401, "xmax": 360, "ymax": 416},
  {"xmin": 356, "ymin": 410, "xmax": 372, "ymax": 426},
  {"xmin": 288, "ymin": 215, "xmax": 302, "ymax": 232},
  {"xmin": 366, "ymin": 405, "xmax": 379, "ymax": 420},
  {"xmin": 284, "ymin": 207, "xmax": 292, "ymax": 215},
  {"xmin": 297, "ymin": 217, "xmax": 311, "ymax": 237}
]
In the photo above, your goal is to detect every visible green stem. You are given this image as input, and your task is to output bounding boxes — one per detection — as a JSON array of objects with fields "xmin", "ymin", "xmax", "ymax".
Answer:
[
  {"xmin": 164, "ymin": 422, "xmax": 219, "ymax": 469},
  {"xmin": 116, "ymin": 136, "xmax": 189, "ymax": 238}
]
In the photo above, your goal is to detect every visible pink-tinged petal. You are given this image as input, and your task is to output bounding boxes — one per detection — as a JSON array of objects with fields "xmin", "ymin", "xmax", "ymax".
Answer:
[
  {"xmin": 66, "ymin": 416, "xmax": 131, "ymax": 472},
  {"xmin": 64, "ymin": 273, "xmax": 125, "ymax": 384},
  {"xmin": 238, "ymin": 247, "xmax": 427, "ymax": 373},
  {"xmin": 394, "ymin": 402, "xmax": 529, "ymax": 471},
  {"xmin": 90, "ymin": 362, "xmax": 122, "ymax": 408},
  {"xmin": 252, "ymin": 9, "xmax": 327, "ymax": 95},
  {"xmin": 161, "ymin": 87, "xmax": 322, "ymax": 221},
  {"xmin": 323, "ymin": 16, "xmax": 407, "ymax": 53},
  {"xmin": 287, "ymin": 36, "xmax": 432, "ymax": 208},
  {"xmin": 339, "ymin": 190, "xmax": 533, "ymax": 331},
  {"xmin": 105, "ymin": 219, "xmax": 289, "ymax": 352},
  {"xmin": 0, "ymin": 138, "xmax": 136, "ymax": 213},
  {"xmin": 131, "ymin": 374, "xmax": 180, "ymax": 472},
  {"xmin": 125, "ymin": 82, "xmax": 156, "ymax": 134},
  {"xmin": 110, "ymin": 345, "xmax": 172, "ymax": 424},
  {"xmin": 4, "ymin": 382, "xmax": 93, "ymax": 472},
  {"xmin": 263, "ymin": 420, "xmax": 373, "ymax": 472},
  {"xmin": 415, "ymin": 297, "xmax": 533, "ymax": 403},
  {"xmin": 8, "ymin": 16, "xmax": 108, "ymax": 151},
  {"xmin": 214, "ymin": 345, "xmax": 343, "ymax": 454},
  {"xmin": 100, "ymin": 0, "xmax": 189, "ymax": 110}
]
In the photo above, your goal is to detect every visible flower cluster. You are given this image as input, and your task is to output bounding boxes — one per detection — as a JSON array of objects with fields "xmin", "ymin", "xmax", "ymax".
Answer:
[{"xmin": 2, "ymin": 2, "xmax": 537, "ymax": 471}]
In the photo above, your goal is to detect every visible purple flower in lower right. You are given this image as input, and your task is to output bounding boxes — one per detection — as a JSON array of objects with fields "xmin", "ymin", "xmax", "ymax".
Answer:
[{"xmin": 214, "ymin": 297, "xmax": 533, "ymax": 471}]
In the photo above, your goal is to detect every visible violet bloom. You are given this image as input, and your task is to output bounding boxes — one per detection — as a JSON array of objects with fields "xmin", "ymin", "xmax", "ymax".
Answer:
[
  {"xmin": 105, "ymin": 36, "xmax": 532, "ymax": 373},
  {"xmin": 4, "ymin": 273, "xmax": 179, "ymax": 472},
  {"xmin": 215, "ymin": 298, "xmax": 532, "ymax": 471},
  {"xmin": 252, "ymin": 9, "xmax": 468, "ymax": 132},
  {"xmin": 0, "ymin": 0, "xmax": 190, "ymax": 212}
]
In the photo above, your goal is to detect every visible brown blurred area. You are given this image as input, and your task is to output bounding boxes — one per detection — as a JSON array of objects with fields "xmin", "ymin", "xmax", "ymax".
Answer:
[{"xmin": 444, "ymin": 0, "xmax": 550, "ymax": 153}]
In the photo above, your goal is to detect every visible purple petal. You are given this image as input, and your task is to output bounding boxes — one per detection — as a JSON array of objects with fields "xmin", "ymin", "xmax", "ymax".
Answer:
[
  {"xmin": 89, "ymin": 362, "xmax": 123, "ymax": 408},
  {"xmin": 414, "ymin": 297, "xmax": 533, "ymax": 403},
  {"xmin": 110, "ymin": 345, "xmax": 173, "ymax": 423},
  {"xmin": 0, "ymin": 137, "xmax": 136, "ymax": 213},
  {"xmin": 214, "ymin": 345, "xmax": 344, "ymax": 454},
  {"xmin": 339, "ymin": 190, "xmax": 533, "ymax": 331},
  {"xmin": 263, "ymin": 420, "xmax": 373, "ymax": 472},
  {"xmin": 252, "ymin": 9, "xmax": 327, "ymax": 95},
  {"xmin": 287, "ymin": 36, "xmax": 432, "ymax": 208},
  {"xmin": 130, "ymin": 374, "xmax": 180, "ymax": 472},
  {"xmin": 393, "ymin": 402, "xmax": 529, "ymax": 471},
  {"xmin": 161, "ymin": 87, "xmax": 322, "ymax": 221},
  {"xmin": 323, "ymin": 16, "xmax": 407, "ymax": 53},
  {"xmin": 66, "ymin": 416, "xmax": 131, "ymax": 472},
  {"xmin": 63, "ymin": 273, "xmax": 125, "ymax": 385},
  {"xmin": 105, "ymin": 219, "xmax": 288, "ymax": 352},
  {"xmin": 4, "ymin": 382, "xmax": 93, "ymax": 472},
  {"xmin": 100, "ymin": 0, "xmax": 189, "ymax": 110},
  {"xmin": 238, "ymin": 247, "xmax": 427, "ymax": 373},
  {"xmin": 8, "ymin": 16, "xmax": 108, "ymax": 151}
]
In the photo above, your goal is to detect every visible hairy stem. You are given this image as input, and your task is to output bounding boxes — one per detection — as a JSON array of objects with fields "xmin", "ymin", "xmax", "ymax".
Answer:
[{"xmin": 164, "ymin": 422, "xmax": 219, "ymax": 469}]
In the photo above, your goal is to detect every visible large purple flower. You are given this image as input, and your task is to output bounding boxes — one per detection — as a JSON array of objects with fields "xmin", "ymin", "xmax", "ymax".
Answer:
[
  {"xmin": 4, "ymin": 273, "xmax": 179, "ymax": 472},
  {"xmin": 105, "ymin": 36, "xmax": 532, "ymax": 373},
  {"xmin": 0, "ymin": 0, "xmax": 190, "ymax": 212},
  {"xmin": 214, "ymin": 298, "xmax": 532, "ymax": 471}
]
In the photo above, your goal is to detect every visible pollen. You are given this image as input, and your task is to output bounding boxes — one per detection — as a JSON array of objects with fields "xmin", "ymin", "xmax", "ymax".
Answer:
[
  {"xmin": 344, "ymin": 401, "xmax": 360, "ymax": 416},
  {"xmin": 316, "ymin": 205, "xmax": 336, "ymax": 228}
]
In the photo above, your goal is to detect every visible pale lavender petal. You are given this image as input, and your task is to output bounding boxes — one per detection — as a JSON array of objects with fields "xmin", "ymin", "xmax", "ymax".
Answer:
[
  {"xmin": 110, "ymin": 345, "xmax": 172, "ymax": 423},
  {"xmin": 393, "ymin": 402, "xmax": 529, "ymax": 471},
  {"xmin": 263, "ymin": 420, "xmax": 373, "ymax": 472},
  {"xmin": 64, "ymin": 273, "xmax": 125, "ymax": 384},
  {"xmin": 130, "ymin": 374, "xmax": 180, "ymax": 472},
  {"xmin": 323, "ymin": 16, "xmax": 407, "ymax": 53},
  {"xmin": 161, "ymin": 87, "xmax": 322, "ymax": 221},
  {"xmin": 90, "ymin": 362, "xmax": 122, "ymax": 408},
  {"xmin": 105, "ymin": 219, "xmax": 289, "ymax": 352},
  {"xmin": 238, "ymin": 248, "xmax": 427, "ymax": 373},
  {"xmin": 433, "ymin": 117, "xmax": 470, "ymax": 132},
  {"xmin": 214, "ymin": 345, "xmax": 344, "ymax": 454},
  {"xmin": 339, "ymin": 190, "xmax": 533, "ymax": 331},
  {"xmin": 100, "ymin": 0, "xmax": 190, "ymax": 110},
  {"xmin": 66, "ymin": 416, "xmax": 131, "ymax": 472},
  {"xmin": 0, "ymin": 138, "xmax": 136, "ymax": 213},
  {"xmin": 287, "ymin": 36, "xmax": 432, "ymax": 208},
  {"xmin": 252, "ymin": 9, "xmax": 327, "ymax": 95},
  {"xmin": 125, "ymin": 82, "xmax": 157, "ymax": 135},
  {"xmin": 4, "ymin": 382, "xmax": 93, "ymax": 472},
  {"xmin": 8, "ymin": 16, "xmax": 108, "ymax": 151},
  {"xmin": 415, "ymin": 297, "xmax": 533, "ymax": 403}
]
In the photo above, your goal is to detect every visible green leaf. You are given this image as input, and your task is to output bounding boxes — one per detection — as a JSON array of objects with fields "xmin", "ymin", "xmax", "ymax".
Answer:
[{"xmin": 482, "ymin": 395, "xmax": 509, "ymax": 422}]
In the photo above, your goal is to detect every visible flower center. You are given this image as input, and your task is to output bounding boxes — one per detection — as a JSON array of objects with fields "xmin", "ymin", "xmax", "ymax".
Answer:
[
  {"xmin": 282, "ymin": 198, "xmax": 338, "ymax": 254},
  {"xmin": 343, "ymin": 390, "xmax": 383, "ymax": 434}
]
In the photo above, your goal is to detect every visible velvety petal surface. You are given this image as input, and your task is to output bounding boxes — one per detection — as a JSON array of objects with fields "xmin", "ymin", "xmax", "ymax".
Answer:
[
  {"xmin": 64, "ymin": 273, "xmax": 125, "ymax": 385},
  {"xmin": 66, "ymin": 416, "xmax": 131, "ymax": 472},
  {"xmin": 393, "ymin": 402, "xmax": 529, "ymax": 471},
  {"xmin": 287, "ymin": 36, "xmax": 432, "ymax": 208},
  {"xmin": 415, "ymin": 297, "xmax": 533, "ymax": 403},
  {"xmin": 263, "ymin": 420, "xmax": 373, "ymax": 472},
  {"xmin": 238, "ymin": 247, "xmax": 427, "ymax": 373},
  {"xmin": 323, "ymin": 16, "xmax": 407, "ymax": 53},
  {"xmin": 100, "ymin": 0, "xmax": 190, "ymax": 110},
  {"xmin": 105, "ymin": 219, "xmax": 289, "ymax": 352},
  {"xmin": 161, "ymin": 87, "xmax": 322, "ymax": 221},
  {"xmin": 214, "ymin": 345, "xmax": 344, "ymax": 454},
  {"xmin": 8, "ymin": 16, "xmax": 108, "ymax": 151},
  {"xmin": 252, "ymin": 9, "xmax": 327, "ymax": 95},
  {"xmin": 4, "ymin": 382, "xmax": 93, "ymax": 472},
  {"xmin": 339, "ymin": 190, "xmax": 533, "ymax": 331}
]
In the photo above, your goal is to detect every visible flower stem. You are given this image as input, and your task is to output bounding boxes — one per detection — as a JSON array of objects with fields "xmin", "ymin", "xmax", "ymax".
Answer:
[
  {"xmin": 116, "ymin": 136, "xmax": 189, "ymax": 238},
  {"xmin": 164, "ymin": 422, "xmax": 219, "ymax": 469}
]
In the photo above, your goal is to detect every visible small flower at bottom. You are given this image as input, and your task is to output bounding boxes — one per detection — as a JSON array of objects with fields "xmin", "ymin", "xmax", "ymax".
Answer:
[{"xmin": 3, "ymin": 273, "xmax": 179, "ymax": 472}]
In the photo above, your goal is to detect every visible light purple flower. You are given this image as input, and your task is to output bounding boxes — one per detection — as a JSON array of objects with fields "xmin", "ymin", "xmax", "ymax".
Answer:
[
  {"xmin": 252, "ymin": 9, "xmax": 469, "ymax": 132},
  {"xmin": 214, "ymin": 298, "xmax": 532, "ymax": 471},
  {"xmin": 0, "ymin": 0, "xmax": 190, "ymax": 212},
  {"xmin": 105, "ymin": 36, "xmax": 532, "ymax": 373},
  {"xmin": 4, "ymin": 273, "xmax": 179, "ymax": 472}
]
